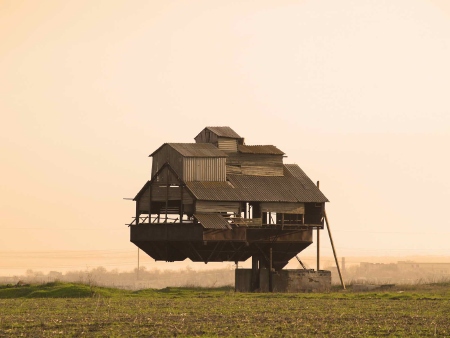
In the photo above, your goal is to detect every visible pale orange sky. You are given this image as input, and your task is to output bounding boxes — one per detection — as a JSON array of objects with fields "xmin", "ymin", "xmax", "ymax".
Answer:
[{"xmin": 1, "ymin": 0, "xmax": 449, "ymax": 274}]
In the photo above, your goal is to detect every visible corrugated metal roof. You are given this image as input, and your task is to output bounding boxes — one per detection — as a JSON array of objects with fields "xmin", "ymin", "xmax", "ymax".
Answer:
[
  {"xmin": 238, "ymin": 145, "xmax": 285, "ymax": 155},
  {"xmin": 194, "ymin": 213, "xmax": 231, "ymax": 229},
  {"xmin": 149, "ymin": 143, "xmax": 228, "ymax": 158},
  {"xmin": 186, "ymin": 164, "xmax": 328, "ymax": 203},
  {"xmin": 205, "ymin": 126, "xmax": 242, "ymax": 139}
]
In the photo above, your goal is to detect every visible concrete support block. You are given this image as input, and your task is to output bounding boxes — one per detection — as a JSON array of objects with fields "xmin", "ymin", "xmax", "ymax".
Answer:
[{"xmin": 235, "ymin": 269, "xmax": 331, "ymax": 292}]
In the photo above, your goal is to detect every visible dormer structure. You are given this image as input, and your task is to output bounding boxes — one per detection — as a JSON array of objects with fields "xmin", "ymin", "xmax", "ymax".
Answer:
[
  {"xmin": 195, "ymin": 126, "xmax": 244, "ymax": 152},
  {"xmin": 150, "ymin": 143, "xmax": 227, "ymax": 182}
]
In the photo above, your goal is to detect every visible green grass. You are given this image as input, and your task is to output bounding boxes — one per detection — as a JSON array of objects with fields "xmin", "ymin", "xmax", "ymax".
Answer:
[
  {"xmin": 1, "ymin": 282, "xmax": 449, "ymax": 337},
  {"xmin": 0, "ymin": 282, "xmax": 129, "ymax": 299}
]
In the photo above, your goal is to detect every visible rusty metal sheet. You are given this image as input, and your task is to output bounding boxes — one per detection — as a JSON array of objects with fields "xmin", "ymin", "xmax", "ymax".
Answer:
[
  {"xmin": 194, "ymin": 213, "xmax": 231, "ymax": 229},
  {"xmin": 238, "ymin": 145, "xmax": 285, "ymax": 155},
  {"xmin": 205, "ymin": 126, "xmax": 242, "ymax": 139},
  {"xmin": 185, "ymin": 164, "xmax": 328, "ymax": 203},
  {"xmin": 150, "ymin": 143, "xmax": 227, "ymax": 158}
]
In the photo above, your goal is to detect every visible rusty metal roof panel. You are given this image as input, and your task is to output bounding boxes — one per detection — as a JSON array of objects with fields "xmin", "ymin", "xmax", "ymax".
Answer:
[
  {"xmin": 283, "ymin": 164, "xmax": 329, "ymax": 202},
  {"xmin": 185, "ymin": 164, "xmax": 328, "ymax": 203},
  {"xmin": 238, "ymin": 145, "xmax": 285, "ymax": 155},
  {"xmin": 186, "ymin": 181, "xmax": 240, "ymax": 200},
  {"xmin": 194, "ymin": 213, "xmax": 231, "ymax": 229},
  {"xmin": 150, "ymin": 143, "xmax": 228, "ymax": 158},
  {"xmin": 205, "ymin": 127, "xmax": 242, "ymax": 139}
]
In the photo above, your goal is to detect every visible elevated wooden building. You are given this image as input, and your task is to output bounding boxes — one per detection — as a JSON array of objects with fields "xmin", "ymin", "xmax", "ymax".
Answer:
[{"xmin": 130, "ymin": 127, "xmax": 329, "ymax": 291}]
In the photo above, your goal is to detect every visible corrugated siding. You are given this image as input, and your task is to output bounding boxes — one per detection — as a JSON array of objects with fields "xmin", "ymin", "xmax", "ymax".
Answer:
[
  {"xmin": 185, "ymin": 164, "xmax": 329, "ymax": 203},
  {"xmin": 194, "ymin": 213, "xmax": 231, "ymax": 229},
  {"xmin": 218, "ymin": 138, "xmax": 238, "ymax": 152},
  {"xmin": 226, "ymin": 153, "xmax": 283, "ymax": 176},
  {"xmin": 195, "ymin": 201, "xmax": 240, "ymax": 213},
  {"xmin": 238, "ymin": 145, "xmax": 284, "ymax": 155},
  {"xmin": 205, "ymin": 127, "xmax": 242, "ymax": 138},
  {"xmin": 261, "ymin": 202, "xmax": 305, "ymax": 214},
  {"xmin": 168, "ymin": 143, "xmax": 227, "ymax": 157},
  {"xmin": 183, "ymin": 157, "xmax": 226, "ymax": 181},
  {"xmin": 151, "ymin": 144, "xmax": 227, "ymax": 182}
]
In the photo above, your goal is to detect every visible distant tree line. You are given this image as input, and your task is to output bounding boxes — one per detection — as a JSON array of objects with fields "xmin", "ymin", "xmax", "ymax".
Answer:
[{"xmin": 0, "ymin": 266, "xmax": 235, "ymax": 290}]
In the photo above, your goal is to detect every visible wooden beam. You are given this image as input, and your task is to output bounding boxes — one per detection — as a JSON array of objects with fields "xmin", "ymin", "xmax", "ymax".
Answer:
[
  {"xmin": 269, "ymin": 247, "xmax": 273, "ymax": 292},
  {"xmin": 324, "ymin": 210, "xmax": 346, "ymax": 290},
  {"xmin": 148, "ymin": 183, "xmax": 152, "ymax": 222},
  {"xmin": 135, "ymin": 201, "xmax": 140, "ymax": 225},
  {"xmin": 180, "ymin": 185, "xmax": 184, "ymax": 224}
]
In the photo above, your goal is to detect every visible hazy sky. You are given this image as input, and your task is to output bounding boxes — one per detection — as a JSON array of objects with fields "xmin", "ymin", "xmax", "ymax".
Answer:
[{"xmin": 1, "ymin": 0, "xmax": 449, "ymax": 274}]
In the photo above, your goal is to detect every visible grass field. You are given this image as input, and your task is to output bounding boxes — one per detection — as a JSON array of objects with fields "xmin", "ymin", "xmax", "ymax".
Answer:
[{"xmin": 1, "ymin": 282, "xmax": 449, "ymax": 337}]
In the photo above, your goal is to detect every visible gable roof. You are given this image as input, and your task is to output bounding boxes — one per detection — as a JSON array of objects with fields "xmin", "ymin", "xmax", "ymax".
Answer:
[
  {"xmin": 149, "ymin": 143, "xmax": 228, "ymax": 158},
  {"xmin": 204, "ymin": 126, "xmax": 242, "ymax": 139},
  {"xmin": 185, "ymin": 164, "xmax": 328, "ymax": 203}
]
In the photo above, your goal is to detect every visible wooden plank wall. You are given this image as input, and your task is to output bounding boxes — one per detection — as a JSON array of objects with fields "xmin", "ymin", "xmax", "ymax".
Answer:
[
  {"xmin": 194, "ymin": 129, "xmax": 219, "ymax": 144},
  {"xmin": 138, "ymin": 166, "xmax": 194, "ymax": 214},
  {"xmin": 195, "ymin": 201, "xmax": 240, "ymax": 213},
  {"xmin": 218, "ymin": 138, "xmax": 238, "ymax": 152},
  {"xmin": 304, "ymin": 202, "xmax": 324, "ymax": 224},
  {"xmin": 151, "ymin": 145, "xmax": 183, "ymax": 182},
  {"xmin": 226, "ymin": 153, "xmax": 283, "ymax": 176},
  {"xmin": 260, "ymin": 202, "xmax": 305, "ymax": 214}
]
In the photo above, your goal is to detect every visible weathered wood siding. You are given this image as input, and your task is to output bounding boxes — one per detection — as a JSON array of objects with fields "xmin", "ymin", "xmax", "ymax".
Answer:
[
  {"xmin": 195, "ymin": 129, "xmax": 239, "ymax": 152},
  {"xmin": 218, "ymin": 137, "xmax": 237, "ymax": 152},
  {"xmin": 152, "ymin": 144, "xmax": 226, "ymax": 182},
  {"xmin": 226, "ymin": 153, "xmax": 283, "ymax": 176},
  {"xmin": 194, "ymin": 128, "xmax": 219, "ymax": 144},
  {"xmin": 260, "ymin": 202, "xmax": 305, "ymax": 214},
  {"xmin": 153, "ymin": 165, "xmax": 181, "ymax": 186},
  {"xmin": 304, "ymin": 202, "xmax": 324, "ymax": 224},
  {"xmin": 183, "ymin": 157, "xmax": 226, "ymax": 181},
  {"xmin": 195, "ymin": 201, "xmax": 240, "ymax": 213},
  {"xmin": 138, "ymin": 183, "xmax": 194, "ymax": 213},
  {"xmin": 151, "ymin": 144, "xmax": 183, "ymax": 182}
]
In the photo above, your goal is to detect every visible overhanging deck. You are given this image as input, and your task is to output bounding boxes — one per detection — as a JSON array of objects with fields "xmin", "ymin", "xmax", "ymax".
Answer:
[{"xmin": 130, "ymin": 223, "xmax": 315, "ymax": 270}]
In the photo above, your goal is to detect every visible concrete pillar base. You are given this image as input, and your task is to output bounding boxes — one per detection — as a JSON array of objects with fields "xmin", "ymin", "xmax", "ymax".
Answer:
[{"xmin": 235, "ymin": 269, "xmax": 331, "ymax": 292}]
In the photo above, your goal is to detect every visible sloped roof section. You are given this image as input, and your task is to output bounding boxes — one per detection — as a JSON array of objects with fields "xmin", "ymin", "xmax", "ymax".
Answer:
[
  {"xmin": 185, "ymin": 164, "xmax": 328, "ymax": 203},
  {"xmin": 149, "ymin": 143, "xmax": 228, "ymax": 158},
  {"xmin": 194, "ymin": 213, "xmax": 231, "ymax": 229},
  {"xmin": 238, "ymin": 145, "xmax": 284, "ymax": 155},
  {"xmin": 205, "ymin": 126, "xmax": 242, "ymax": 139}
]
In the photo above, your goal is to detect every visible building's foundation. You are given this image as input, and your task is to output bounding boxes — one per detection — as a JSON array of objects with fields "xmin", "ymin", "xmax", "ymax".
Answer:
[{"xmin": 235, "ymin": 269, "xmax": 331, "ymax": 292}]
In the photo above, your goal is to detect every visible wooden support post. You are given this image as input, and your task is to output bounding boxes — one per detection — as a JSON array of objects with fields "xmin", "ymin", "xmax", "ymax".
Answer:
[
  {"xmin": 317, "ymin": 227, "xmax": 320, "ymax": 272},
  {"xmin": 148, "ymin": 183, "xmax": 152, "ymax": 224},
  {"xmin": 165, "ymin": 170, "xmax": 169, "ymax": 223},
  {"xmin": 135, "ymin": 201, "xmax": 140, "ymax": 225},
  {"xmin": 180, "ymin": 185, "xmax": 184, "ymax": 224},
  {"xmin": 269, "ymin": 247, "xmax": 273, "ymax": 292},
  {"xmin": 137, "ymin": 248, "xmax": 140, "ymax": 281},
  {"xmin": 251, "ymin": 255, "xmax": 259, "ymax": 292},
  {"xmin": 316, "ymin": 181, "xmax": 320, "ymax": 272},
  {"xmin": 324, "ymin": 210, "xmax": 346, "ymax": 289}
]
